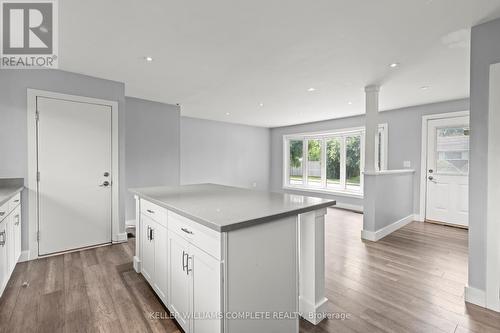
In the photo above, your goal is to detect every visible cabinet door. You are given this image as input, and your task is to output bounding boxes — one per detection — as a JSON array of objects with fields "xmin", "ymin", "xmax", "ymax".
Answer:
[
  {"xmin": 191, "ymin": 246, "xmax": 221, "ymax": 333},
  {"xmin": 0, "ymin": 221, "xmax": 7, "ymax": 293},
  {"xmin": 6, "ymin": 215, "xmax": 15, "ymax": 274},
  {"xmin": 168, "ymin": 231, "xmax": 190, "ymax": 333},
  {"xmin": 13, "ymin": 207, "xmax": 21, "ymax": 263},
  {"xmin": 141, "ymin": 215, "xmax": 155, "ymax": 284},
  {"xmin": 153, "ymin": 223, "xmax": 168, "ymax": 303}
]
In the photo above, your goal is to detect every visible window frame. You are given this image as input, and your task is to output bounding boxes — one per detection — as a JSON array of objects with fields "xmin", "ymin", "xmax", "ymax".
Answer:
[{"xmin": 283, "ymin": 124, "xmax": 387, "ymax": 197}]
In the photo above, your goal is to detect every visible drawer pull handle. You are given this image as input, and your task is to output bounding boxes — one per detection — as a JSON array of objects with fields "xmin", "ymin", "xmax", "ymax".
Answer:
[
  {"xmin": 146, "ymin": 226, "xmax": 151, "ymax": 241},
  {"xmin": 181, "ymin": 227, "xmax": 193, "ymax": 235},
  {"xmin": 14, "ymin": 199, "xmax": 20, "ymax": 203},
  {"xmin": 0, "ymin": 231, "xmax": 5, "ymax": 246},
  {"xmin": 182, "ymin": 251, "xmax": 187, "ymax": 271},
  {"xmin": 146, "ymin": 209, "xmax": 155, "ymax": 214},
  {"xmin": 186, "ymin": 255, "xmax": 192, "ymax": 275}
]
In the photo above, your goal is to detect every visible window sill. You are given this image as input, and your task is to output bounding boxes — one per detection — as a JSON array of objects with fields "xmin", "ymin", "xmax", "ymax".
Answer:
[{"xmin": 282, "ymin": 185, "xmax": 364, "ymax": 199}]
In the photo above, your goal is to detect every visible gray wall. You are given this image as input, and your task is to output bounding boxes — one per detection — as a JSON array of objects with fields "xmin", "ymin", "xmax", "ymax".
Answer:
[
  {"xmin": 270, "ymin": 98, "xmax": 470, "ymax": 212},
  {"xmin": 364, "ymin": 173, "xmax": 414, "ymax": 232},
  {"xmin": 469, "ymin": 17, "xmax": 500, "ymax": 291},
  {"xmin": 0, "ymin": 70, "xmax": 126, "ymax": 251},
  {"xmin": 181, "ymin": 117, "xmax": 270, "ymax": 190},
  {"xmin": 125, "ymin": 97, "xmax": 180, "ymax": 221}
]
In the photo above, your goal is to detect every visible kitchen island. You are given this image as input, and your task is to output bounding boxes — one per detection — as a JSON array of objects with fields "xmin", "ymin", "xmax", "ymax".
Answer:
[{"xmin": 130, "ymin": 184, "xmax": 335, "ymax": 333}]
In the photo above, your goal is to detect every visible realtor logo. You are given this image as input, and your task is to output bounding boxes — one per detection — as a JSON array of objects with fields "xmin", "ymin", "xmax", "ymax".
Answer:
[{"xmin": 1, "ymin": 0, "xmax": 58, "ymax": 68}]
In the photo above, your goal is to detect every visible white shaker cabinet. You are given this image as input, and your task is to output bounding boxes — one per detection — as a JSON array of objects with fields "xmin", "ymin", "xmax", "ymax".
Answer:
[
  {"xmin": 167, "ymin": 230, "xmax": 191, "ymax": 332},
  {"xmin": 190, "ymin": 243, "xmax": 221, "ymax": 333},
  {"xmin": 167, "ymin": 227, "xmax": 222, "ymax": 333},
  {"xmin": 0, "ymin": 191, "xmax": 22, "ymax": 297},
  {"xmin": 0, "ymin": 218, "xmax": 7, "ymax": 294},
  {"xmin": 140, "ymin": 212, "xmax": 168, "ymax": 305}
]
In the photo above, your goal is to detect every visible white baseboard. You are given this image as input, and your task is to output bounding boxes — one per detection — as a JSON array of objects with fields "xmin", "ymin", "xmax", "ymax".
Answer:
[
  {"xmin": 361, "ymin": 214, "xmax": 414, "ymax": 242},
  {"xmin": 133, "ymin": 256, "xmax": 141, "ymax": 273},
  {"xmin": 299, "ymin": 296, "xmax": 328, "ymax": 325},
  {"xmin": 333, "ymin": 202, "xmax": 363, "ymax": 213},
  {"xmin": 0, "ymin": 277, "xmax": 7, "ymax": 298},
  {"xmin": 413, "ymin": 213, "xmax": 424, "ymax": 222},
  {"xmin": 125, "ymin": 219, "xmax": 136, "ymax": 227},
  {"xmin": 113, "ymin": 232, "xmax": 128, "ymax": 243},
  {"xmin": 18, "ymin": 250, "xmax": 30, "ymax": 263},
  {"xmin": 465, "ymin": 286, "xmax": 486, "ymax": 307}
]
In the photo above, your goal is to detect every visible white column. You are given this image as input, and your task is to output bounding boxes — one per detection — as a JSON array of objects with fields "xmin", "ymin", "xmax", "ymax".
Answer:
[
  {"xmin": 362, "ymin": 85, "xmax": 380, "ymax": 237},
  {"xmin": 364, "ymin": 85, "xmax": 380, "ymax": 173},
  {"xmin": 133, "ymin": 195, "xmax": 141, "ymax": 272},
  {"xmin": 299, "ymin": 208, "xmax": 327, "ymax": 325}
]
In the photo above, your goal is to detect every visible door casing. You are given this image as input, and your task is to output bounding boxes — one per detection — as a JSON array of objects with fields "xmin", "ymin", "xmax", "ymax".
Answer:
[{"xmin": 27, "ymin": 89, "xmax": 121, "ymax": 261}]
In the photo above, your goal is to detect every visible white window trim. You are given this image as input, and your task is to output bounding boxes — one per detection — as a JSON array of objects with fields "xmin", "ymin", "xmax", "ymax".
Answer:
[{"xmin": 282, "ymin": 125, "xmax": 386, "ymax": 197}]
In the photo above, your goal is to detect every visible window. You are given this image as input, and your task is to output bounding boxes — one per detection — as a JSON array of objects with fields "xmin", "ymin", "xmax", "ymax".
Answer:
[
  {"xmin": 435, "ymin": 126, "xmax": 469, "ymax": 174},
  {"xmin": 284, "ymin": 125, "xmax": 387, "ymax": 196}
]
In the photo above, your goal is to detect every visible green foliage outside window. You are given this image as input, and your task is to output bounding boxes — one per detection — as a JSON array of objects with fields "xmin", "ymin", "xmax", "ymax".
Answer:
[{"xmin": 289, "ymin": 140, "xmax": 303, "ymax": 168}]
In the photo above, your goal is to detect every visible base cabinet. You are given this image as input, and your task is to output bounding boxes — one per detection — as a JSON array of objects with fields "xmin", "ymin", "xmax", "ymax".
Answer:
[
  {"xmin": 168, "ymin": 231, "xmax": 191, "ymax": 332},
  {"xmin": 190, "ymin": 245, "xmax": 221, "ymax": 333},
  {"xmin": 0, "ymin": 220, "xmax": 7, "ymax": 294},
  {"xmin": 140, "ymin": 213, "xmax": 168, "ymax": 304},
  {"xmin": 137, "ymin": 198, "xmax": 222, "ymax": 333},
  {"xmin": 0, "ymin": 192, "xmax": 22, "ymax": 297},
  {"xmin": 167, "ymin": 230, "xmax": 222, "ymax": 333}
]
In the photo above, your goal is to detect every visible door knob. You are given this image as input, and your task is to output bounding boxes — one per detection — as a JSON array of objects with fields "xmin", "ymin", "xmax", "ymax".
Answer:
[
  {"xmin": 428, "ymin": 176, "xmax": 433, "ymax": 180},
  {"xmin": 99, "ymin": 181, "xmax": 110, "ymax": 187}
]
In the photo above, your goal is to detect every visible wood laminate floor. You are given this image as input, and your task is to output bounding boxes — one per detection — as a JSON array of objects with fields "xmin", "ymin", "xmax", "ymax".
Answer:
[{"xmin": 1, "ymin": 208, "xmax": 499, "ymax": 332}]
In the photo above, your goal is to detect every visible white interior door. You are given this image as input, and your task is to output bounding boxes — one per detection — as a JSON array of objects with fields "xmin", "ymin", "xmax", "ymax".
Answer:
[
  {"xmin": 37, "ymin": 97, "xmax": 112, "ymax": 255},
  {"xmin": 425, "ymin": 116, "xmax": 469, "ymax": 227}
]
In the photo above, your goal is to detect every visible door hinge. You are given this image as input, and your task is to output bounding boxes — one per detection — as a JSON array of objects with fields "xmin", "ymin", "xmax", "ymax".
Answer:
[
  {"xmin": 37, "ymin": 171, "xmax": 40, "ymax": 182},
  {"xmin": 36, "ymin": 230, "xmax": 40, "ymax": 242},
  {"xmin": 35, "ymin": 110, "xmax": 39, "ymax": 121}
]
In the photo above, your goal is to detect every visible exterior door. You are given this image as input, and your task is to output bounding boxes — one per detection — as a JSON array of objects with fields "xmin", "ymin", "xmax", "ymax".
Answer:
[
  {"xmin": 425, "ymin": 116, "xmax": 469, "ymax": 227},
  {"xmin": 37, "ymin": 97, "xmax": 112, "ymax": 255}
]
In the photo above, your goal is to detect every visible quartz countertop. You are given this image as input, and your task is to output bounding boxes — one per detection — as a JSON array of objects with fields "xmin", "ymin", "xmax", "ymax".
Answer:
[
  {"xmin": 0, "ymin": 178, "xmax": 24, "ymax": 207},
  {"xmin": 130, "ymin": 184, "xmax": 336, "ymax": 232}
]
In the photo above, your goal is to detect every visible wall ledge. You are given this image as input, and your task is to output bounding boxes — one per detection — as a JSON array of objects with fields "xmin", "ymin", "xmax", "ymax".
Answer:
[{"xmin": 364, "ymin": 169, "xmax": 415, "ymax": 176}]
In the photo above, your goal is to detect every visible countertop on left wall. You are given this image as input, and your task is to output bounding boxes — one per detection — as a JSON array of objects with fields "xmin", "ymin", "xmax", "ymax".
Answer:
[{"xmin": 0, "ymin": 178, "xmax": 24, "ymax": 206}]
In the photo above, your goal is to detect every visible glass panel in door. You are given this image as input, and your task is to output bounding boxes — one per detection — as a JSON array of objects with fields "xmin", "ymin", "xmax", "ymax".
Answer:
[{"xmin": 435, "ymin": 127, "xmax": 470, "ymax": 174}]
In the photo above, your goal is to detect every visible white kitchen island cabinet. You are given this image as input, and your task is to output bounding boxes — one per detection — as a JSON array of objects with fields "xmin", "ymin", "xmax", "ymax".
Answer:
[{"xmin": 131, "ymin": 184, "xmax": 335, "ymax": 333}]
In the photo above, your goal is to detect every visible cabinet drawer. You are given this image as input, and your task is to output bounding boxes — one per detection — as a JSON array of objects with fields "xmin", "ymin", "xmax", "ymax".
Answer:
[
  {"xmin": 140, "ymin": 199, "xmax": 167, "ymax": 227},
  {"xmin": 8, "ymin": 193, "xmax": 21, "ymax": 212},
  {"xmin": 168, "ymin": 211, "xmax": 221, "ymax": 260},
  {"xmin": 0, "ymin": 202, "xmax": 7, "ymax": 223}
]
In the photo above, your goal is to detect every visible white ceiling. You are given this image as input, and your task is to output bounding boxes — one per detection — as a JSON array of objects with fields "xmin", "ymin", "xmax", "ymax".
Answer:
[{"xmin": 59, "ymin": 0, "xmax": 500, "ymax": 127}]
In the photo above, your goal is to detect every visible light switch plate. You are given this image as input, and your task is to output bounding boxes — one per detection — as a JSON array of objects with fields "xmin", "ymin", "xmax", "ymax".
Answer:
[{"xmin": 403, "ymin": 161, "xmax": 411, "ymax": 168}]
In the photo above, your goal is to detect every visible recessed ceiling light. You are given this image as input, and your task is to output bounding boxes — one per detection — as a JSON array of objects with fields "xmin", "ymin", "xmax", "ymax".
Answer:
[
  {"xmin": 348, "ymin": 101, "xmax": 353, "ymax": 105},
  {"xmin": 420, "ymin": 86, "xmax": 430, "ymax": 90},
  {"xmin": 259, "ymin": 103, "xmax": 264, "ymax": 107},
  {"xmin": 144, "ymin": 56, "xmax": 153, "ymax": 62},
  {"xmin": 225, "ymin": 112, "xmax": 231, "ymax": 116},
  {"xmin": 307, "ymin": 87, "xmax": 316, "ymax": 92},
  {"xmin": 389, "ymin": 62, "xmax": 399, "ymax": 68}
]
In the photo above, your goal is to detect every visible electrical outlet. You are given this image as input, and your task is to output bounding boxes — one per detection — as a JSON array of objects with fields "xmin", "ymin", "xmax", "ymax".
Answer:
[{"xmin": 403, "ymin": 161, "xmax": 411, "ymax": 168}]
